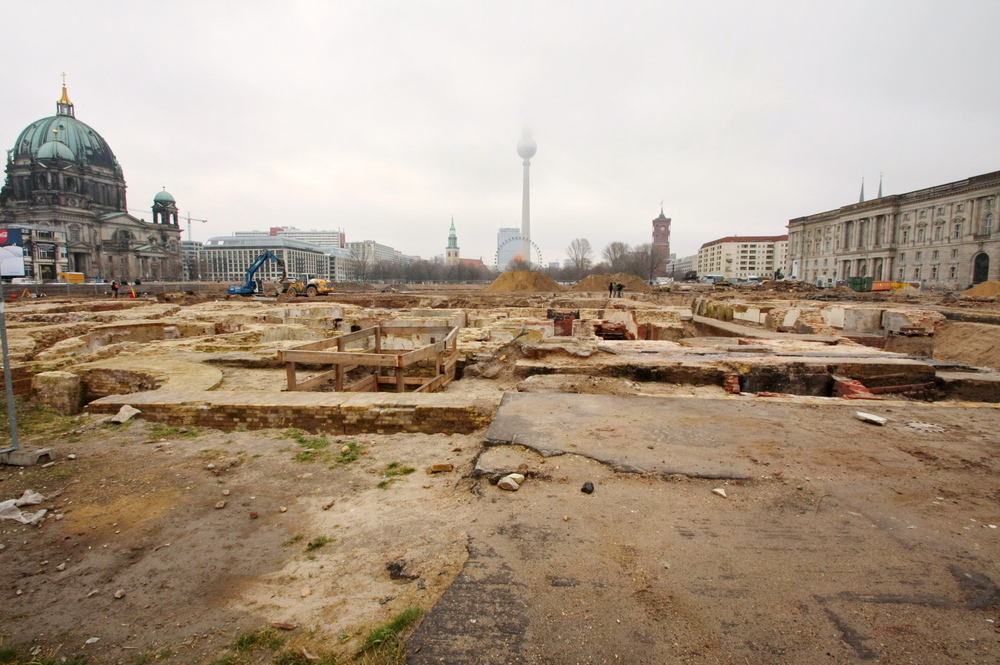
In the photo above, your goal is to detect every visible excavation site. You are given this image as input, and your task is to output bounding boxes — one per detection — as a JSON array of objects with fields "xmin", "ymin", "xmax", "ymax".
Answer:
[{"xmin": 1, "ymin": 277, "xmax": 999, "ymax": 665}]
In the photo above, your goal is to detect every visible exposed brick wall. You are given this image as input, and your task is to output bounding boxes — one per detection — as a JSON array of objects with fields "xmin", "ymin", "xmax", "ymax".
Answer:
[{"xmin": 87, "ymin": 392, "xmax": 497, "ymax": 435}]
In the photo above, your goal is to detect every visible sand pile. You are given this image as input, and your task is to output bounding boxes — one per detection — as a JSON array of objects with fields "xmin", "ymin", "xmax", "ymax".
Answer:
[
  {"xmin": 483, "ymin": 271, "xmax": 563, "ymax": 293},
  {"xmin": 571, "ymin": 273, "xmax": 651, "ymax": 293},
  {"xmin": 961, "ymin": 281, "xmax": 1000, "ymax": 297},
  {"xmin": 934, "ymin": 322, "xmax": 1000, "ymax": 369}
]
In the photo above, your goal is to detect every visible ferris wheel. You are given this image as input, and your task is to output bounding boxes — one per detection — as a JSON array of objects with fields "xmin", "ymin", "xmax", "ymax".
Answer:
[{"xmin": 495, "ymin": 235, "xmax": 543, "ymax": 270}]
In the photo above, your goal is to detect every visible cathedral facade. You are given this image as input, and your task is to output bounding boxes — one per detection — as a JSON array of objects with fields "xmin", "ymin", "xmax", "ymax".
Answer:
[{"xmin": 0, "ymin": 84, "xmax": 182, "ymax": 281}]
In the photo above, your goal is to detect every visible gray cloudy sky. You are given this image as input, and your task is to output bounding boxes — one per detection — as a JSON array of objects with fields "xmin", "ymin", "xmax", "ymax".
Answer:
[{"xmin": 3, "ymin": 1, "xmax": 999, "ymax": 265}]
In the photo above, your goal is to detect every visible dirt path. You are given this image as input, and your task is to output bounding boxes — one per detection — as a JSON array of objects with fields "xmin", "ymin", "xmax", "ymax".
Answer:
[{"xmin": 2, "ymin": 395, "xmax": 999, "ymax": 664}]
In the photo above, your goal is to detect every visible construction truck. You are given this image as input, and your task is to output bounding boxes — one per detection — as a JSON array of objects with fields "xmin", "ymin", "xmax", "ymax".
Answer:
[
  {"xmin": 281, "ymin": 278, "xmax": 335, "ymax": 298},
  {"xmin": 227, "ymin": 250, "xmax": 287, "ymax": 296}
]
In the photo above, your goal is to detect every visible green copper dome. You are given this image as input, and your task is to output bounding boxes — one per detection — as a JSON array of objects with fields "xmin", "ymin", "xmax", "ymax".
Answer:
[
  {"xmin": 12, "ymin": 92, "xmax": 120, "ymax": 171},
  {"xmin": 153, "ymin": 189, "xmax": 175, "ymax": 203},
  {"xmin": 36, "ymin": 140, "xmax": 76, "ymax": 161}
]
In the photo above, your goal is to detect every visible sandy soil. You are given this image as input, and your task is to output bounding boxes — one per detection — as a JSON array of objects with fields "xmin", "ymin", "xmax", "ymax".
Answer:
[
  {"xmin": 2, "ymin": 396, "xmax": 999, "ymax": 664},
  {"xmin": 0, "ymin": 412, "xmax": 480, "ymax": 663},
  {"xmin": 934, "ymin": 322, "xmax": 1000, "ymax": 370},
  {"xmin": 3, "ymin": 288, "xmax": 1000, "ymax": 664}
]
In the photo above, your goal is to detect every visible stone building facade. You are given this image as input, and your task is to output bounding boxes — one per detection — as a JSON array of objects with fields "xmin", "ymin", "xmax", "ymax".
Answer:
[
  {"xmin": 0, "ymin": 84, "xmax": 182, "ymax": 281},
  {"xmin": 787, "ymin": 170, "xmax": 1000, "ymax": 288}
]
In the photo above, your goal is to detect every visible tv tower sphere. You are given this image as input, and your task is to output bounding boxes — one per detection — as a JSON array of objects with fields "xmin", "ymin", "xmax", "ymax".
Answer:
[{"xmin": 517, "ymin": 135, "xmax": 537, "ymax": 160}]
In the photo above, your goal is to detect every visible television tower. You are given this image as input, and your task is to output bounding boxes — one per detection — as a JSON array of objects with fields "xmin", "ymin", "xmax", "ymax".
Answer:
[{"xmin": 517, "ymin": 129, "xmax": 537, "ymax": 258}]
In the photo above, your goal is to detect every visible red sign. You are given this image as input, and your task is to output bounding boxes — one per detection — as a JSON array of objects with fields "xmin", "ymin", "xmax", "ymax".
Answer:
[{"xmin": 0, "ymin": 230, "xmax": 7, "ymax": 244}]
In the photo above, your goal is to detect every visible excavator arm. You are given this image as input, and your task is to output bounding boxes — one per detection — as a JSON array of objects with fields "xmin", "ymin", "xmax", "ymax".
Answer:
[{"xmin": 227, "ymin": 249, "xmax": 287, "ymax": 295}]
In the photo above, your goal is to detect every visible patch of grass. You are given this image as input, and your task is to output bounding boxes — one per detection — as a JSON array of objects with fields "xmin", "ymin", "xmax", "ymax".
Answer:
[
  {"xmin": 150, "ymin": 423, "xmax": 202, "ymax": 439},
  {"xmin": 358, "ymin": 606, "xmax": 424, "ymax": 655},
  {"xmin": 283, "ymin": 534, "xmax": 304, "ymax": 547},
  {"xmin": 0, "ymin": 650, "xmax": 87, "ymax": 665},
  {"xmin": 383, "ymin": 462, "xmax": 415, "ymax": 477},
  {"xmin": 281, "ymin": 428, "xmax": 333, "ymax": 462},
  {"xmin": 156, "ymin": 648, "xmax": 172, "ymax": 660},
  {"xmin": 306, "ymin": 535, "xmax": 332, "ymax": 552},
  {"xmin": 377, "ymin": 462, "xmax": 415, "ymax": 489},
  {"xmin": 272, "ymin": 650, "xmax": 338, "ymax": 665},
  {"xmin": 132, "ymin": 651, "xmax": 153, "ymax": 665},
  {"xmin": 0, "ymin": 399, "xmax": 75, "ymax": 445},
  {"xmin": 332, "ymin": 440, "xmax": 361, "ymax": 466},
  {"xmin": 294, "ymin": 439, "xmax": 331, "ymax": 462},
  {"xmin": 233, "ymin": 627, "xmax": 284, "ymax": 653}
]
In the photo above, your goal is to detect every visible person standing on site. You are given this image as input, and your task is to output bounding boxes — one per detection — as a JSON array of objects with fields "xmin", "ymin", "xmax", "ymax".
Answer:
[
  {"xmin": 111, "ymin": 281, "xmax": 119, "ymax": 298},
  {"xmin": 616, "ymin": 282, "xmax": 624, "ymax": 298},
  {"xmin": 608, "ymin": 281, "xmax": 614, "ymax": 298}
]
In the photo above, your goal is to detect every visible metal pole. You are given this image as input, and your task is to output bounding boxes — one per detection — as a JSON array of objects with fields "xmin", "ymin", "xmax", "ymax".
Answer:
[{"xmin": 0, "ymin": 282, "xmax": 20, "ymax": 454}]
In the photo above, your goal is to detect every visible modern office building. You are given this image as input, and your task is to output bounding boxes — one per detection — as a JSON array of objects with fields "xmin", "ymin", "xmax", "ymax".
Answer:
[
  {"xmin": 234, "ymin": 226, "xmax": 346, "ymax": 249},
  {"xmin": 788, "ymin": 169, "xmax": 1000, "ymax": 288},
  {"xmin": 200, "ymin": 236, "xmax": 330, "ymax": 282},
  {"xmin": 697, "ymin": 235, "xmax": 788, "ymax": 281}
]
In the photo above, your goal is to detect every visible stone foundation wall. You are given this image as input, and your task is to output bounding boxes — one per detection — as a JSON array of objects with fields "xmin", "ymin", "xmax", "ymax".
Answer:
[
  {"xmin": 87, "ymin": 391, "xmax": 498, "ymax": 435},
  {"xmin": 76, "ymin": 368, "xmax": 162, "ymax": 402}
]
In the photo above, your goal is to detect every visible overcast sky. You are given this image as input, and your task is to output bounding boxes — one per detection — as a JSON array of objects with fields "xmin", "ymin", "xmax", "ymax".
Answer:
[{"xmin": 3, "ymin": 1, "xmax": 999, "ymax": 265}]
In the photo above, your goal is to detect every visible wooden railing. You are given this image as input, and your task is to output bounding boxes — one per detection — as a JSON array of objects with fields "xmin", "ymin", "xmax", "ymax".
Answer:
[{"xmin": 278, "ymin": 325, "xmax": 459, "ymax": 393}]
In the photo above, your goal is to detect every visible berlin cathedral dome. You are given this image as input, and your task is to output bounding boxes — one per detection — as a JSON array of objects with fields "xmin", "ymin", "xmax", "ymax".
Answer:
[{"xmin": 0, "ymin": 81, "xmax": 182, "ymax": 282}]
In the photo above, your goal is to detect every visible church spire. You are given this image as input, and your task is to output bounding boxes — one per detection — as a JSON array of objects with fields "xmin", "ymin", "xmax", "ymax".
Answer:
[
  {"xmin": 877, "ymin": 173, "xmax": 883, "ymax": 198},
  {"xmin": 447, "ymin": 217, "xmax": 458, "ymax": 250},
  {"xmin": 859, "ymin": 177, "xmax": 865, "ymax": 203},
  {"xmin": 57, "ymin": 72, "xmax": 75, "ymax": 118}
]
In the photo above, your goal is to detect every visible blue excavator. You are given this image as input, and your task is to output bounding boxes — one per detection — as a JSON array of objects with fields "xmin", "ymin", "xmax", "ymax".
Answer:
[
  {"xmin": 227, "ymin": 249, "xmax": 335, "ymax": 297},
  {"xmin": 227, "ymin": 250, "xmax": 287, "ymax": 296}
]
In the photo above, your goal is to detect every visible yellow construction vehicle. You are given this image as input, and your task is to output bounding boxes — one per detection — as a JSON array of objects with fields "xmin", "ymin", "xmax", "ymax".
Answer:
[{"xmin": 279, "ymin": 278, "xmax": 335, "ymax": 298}]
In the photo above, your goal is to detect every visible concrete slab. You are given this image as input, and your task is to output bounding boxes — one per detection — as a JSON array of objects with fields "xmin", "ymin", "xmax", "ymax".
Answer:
[
  {"xmin": 0, "ymin": 447, "xmax": 54, "ymax": 466},
  {"xmin": 483, "ymin": 392, "xmax": 755, "ymax": 478},
  {"xmin": 693, "ymin": 314, "xmax": 839, "ymax": 343}
]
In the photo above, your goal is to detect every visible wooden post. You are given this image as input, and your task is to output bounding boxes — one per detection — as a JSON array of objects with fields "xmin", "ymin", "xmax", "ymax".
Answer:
[
  {"xmin": 285, "ymin": 362, "xmax": 297, "ymax": 391},
  {"xmin": 395, "ymin": 366, "xmax": 405, "ymax": 392},
  {"xmin": 374, "ymin": 325, "xmax": 382, "ymax": 354},
  {"xmin": 335, "ymin": 337, "xmax": 344, "ymax": 391}
]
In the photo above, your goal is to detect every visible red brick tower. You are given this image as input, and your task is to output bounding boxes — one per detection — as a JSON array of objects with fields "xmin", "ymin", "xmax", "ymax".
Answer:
[{"xmin": 652, "ymin": 205, "xmax": 671, "ymax": 258}]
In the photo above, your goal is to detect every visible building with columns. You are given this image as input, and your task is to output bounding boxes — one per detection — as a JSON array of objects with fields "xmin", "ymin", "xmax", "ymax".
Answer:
[
  {"xmin": 787, "ymin": 170, "xmax": 1000, "ymax": 288},
  {"xmin": 0, "ymin": 82, "xmax": 182, "ymax": 281}
]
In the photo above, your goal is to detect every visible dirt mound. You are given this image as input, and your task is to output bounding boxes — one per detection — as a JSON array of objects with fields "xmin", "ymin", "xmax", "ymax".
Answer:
[
  {"xmin": 570, "ymin": 273, "xmax": 651, "ymax": 293},
  {"xmin": 334, "ymin": 282, "xmax": 378, "ymax": 292},
  {"xmin": 762, "ymin": 280, "xmax": 817, "ymax": 292},
  {"xmin": 933, "ymin": 322, "xmax": 1000, "ymax": 369},
  {"xmin": 962, "ymin": 281, "xmax": 1000, "ymax": 297},
  {"xmin": 483, "ymin": 271, "xmax": 563, "ymax": 293}
]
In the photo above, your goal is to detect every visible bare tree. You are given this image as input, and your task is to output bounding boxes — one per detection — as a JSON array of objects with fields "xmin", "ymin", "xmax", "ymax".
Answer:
[
  {"xmin": 602, "ymin": 241, "xmax": 631, "ymax": 273},
  {"xmin": 631, "ymin": 243, "xmax": 670, "ymax": 283},
  {"xmin": 566, "ymin": 238, "xmax": 594, "ymax": 280},
  {"xmin": 349, "ymin": 247, "xmax": 374, "ymax": 282}
]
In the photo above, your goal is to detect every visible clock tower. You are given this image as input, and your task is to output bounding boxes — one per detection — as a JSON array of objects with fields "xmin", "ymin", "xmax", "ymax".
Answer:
[{"xmin": 652, "ymin": 205, "xmax": 671, "ymax": 258}]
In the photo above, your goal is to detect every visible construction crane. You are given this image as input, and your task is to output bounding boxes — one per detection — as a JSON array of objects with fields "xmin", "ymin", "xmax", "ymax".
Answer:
[{"xmin": 184, "ymin": 212, "xmax": 208, "ymax": 242}]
